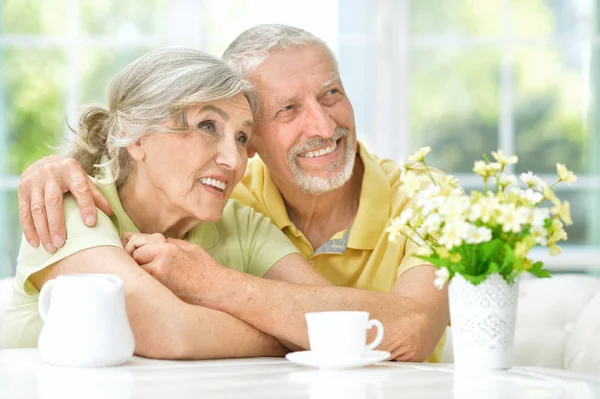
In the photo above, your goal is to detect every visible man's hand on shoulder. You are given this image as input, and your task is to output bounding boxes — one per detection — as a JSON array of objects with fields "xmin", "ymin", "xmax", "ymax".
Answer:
[{"xmin": 18, "ymin": 155, "xmax": 112, "ymax": 253}]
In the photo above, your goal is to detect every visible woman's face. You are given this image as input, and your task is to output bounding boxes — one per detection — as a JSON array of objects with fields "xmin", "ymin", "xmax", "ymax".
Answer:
[{"xmin": 131, "ymin": 93, "xmax": 253, "ymax": 223}]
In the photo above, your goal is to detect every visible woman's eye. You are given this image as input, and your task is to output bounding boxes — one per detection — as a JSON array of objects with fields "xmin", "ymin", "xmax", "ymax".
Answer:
[
  {"xmin": 237, "ymin": 133, "xmax": 248, "ymax": 145},
  {"xmin": 198, "ymin": 121, "xmax": 216, "ymax": 132}
]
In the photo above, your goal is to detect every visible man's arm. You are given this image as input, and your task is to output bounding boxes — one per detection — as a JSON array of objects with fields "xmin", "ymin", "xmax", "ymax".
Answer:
[
  {"xmin": 132, "ymin": 238, "xmax": 448, "ymax": 362},
  {"xmin": 30, "ymin": 246, "xmax": 287, "ymax": 360},
  {"xmin": 18, "ymin": 156, "xmax": 111, "ymax": 253},
  {"xmin": 214, "ymin": 259, "xmax": 448, "ymax": 361}
]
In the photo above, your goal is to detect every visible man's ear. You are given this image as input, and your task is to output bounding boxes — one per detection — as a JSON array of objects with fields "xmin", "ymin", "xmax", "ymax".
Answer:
[
  {"xmin": 126, "ymin": 138, "xmax": 146, "ymax": 161},
  {"xmin": 246, "ymin": 143, "xmax": 257, "ymax": 158}
]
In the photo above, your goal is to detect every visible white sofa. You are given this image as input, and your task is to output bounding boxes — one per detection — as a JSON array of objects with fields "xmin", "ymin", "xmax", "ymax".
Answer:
[
  {"xmin": 442, "ymin": 274, "xmax": 600, "ymax": 373},
  {"xmin": 1, "ymin": 274, "xmax": 599, "ymax": 373}
]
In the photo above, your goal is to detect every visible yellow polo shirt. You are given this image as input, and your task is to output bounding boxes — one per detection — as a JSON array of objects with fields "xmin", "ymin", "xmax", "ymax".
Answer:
[{"xmin": 231, "ymin": 141, "xmax": 445, "ymax": 363}]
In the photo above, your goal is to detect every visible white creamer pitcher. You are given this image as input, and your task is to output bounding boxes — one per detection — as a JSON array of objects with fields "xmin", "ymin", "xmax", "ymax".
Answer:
[{"xmin": 38, "ymin": 274, "xmax": 135, "ymax": 367}]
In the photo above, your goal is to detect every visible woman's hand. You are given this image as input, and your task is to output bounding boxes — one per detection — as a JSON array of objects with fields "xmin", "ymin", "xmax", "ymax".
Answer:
[
  {"xmin": 18, "ymin": 156, "xmax": 112, "ymax": 253},
  {"xmin": 122, "ymin": 232, "xmax": 225, "ymax": 305}
]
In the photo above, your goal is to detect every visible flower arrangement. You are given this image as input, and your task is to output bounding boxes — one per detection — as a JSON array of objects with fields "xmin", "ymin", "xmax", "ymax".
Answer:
[{"xmin": 386, "ymin": 147, "xmax": 576, "ymax": 289}]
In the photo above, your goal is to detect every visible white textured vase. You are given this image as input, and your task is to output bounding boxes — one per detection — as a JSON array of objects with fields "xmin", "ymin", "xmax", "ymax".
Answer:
[{"xmin": 449, "ymin": 273, "xmax": 519, "ymax": 370}]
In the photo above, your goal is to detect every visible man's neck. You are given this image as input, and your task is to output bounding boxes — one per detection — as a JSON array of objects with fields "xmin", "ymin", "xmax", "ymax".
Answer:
[
  {"xmin": 118, "ymin": 173, "xmax": 199, "ymax": 240},
  {"xmin": 278, "ymin": 156, "xmax": 364, "ymax": 250}
]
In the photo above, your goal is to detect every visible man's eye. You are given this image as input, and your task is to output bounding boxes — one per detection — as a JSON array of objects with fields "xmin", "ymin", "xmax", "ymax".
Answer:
[
  {"xmin": 281, "ymin": 105, "xmax": 293, "ymax": 112},
  {"xmin": 198, "ymin": 121, "xmax": 216, "ymax": 132},
  {"xmin": 327, "ymin": 89, "xmax": 339, "ymax": 95}
]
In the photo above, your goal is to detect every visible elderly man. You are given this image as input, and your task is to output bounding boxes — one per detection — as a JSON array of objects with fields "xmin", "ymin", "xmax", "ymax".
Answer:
[{"xmin": 16, "ymin": 25, "xmax": 448, "ymax": 362}]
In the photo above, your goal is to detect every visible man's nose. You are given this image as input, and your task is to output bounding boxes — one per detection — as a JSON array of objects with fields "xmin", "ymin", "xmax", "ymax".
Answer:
[{"xmin": 304, "ymin": 101, "xmax": 336, "ymax": 139}]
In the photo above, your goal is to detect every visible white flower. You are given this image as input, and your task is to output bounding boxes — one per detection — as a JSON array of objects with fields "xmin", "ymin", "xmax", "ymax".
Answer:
[
  {"xmin": 419, "ymin": 194, "xmax": 444, "ymax": 215},
  {"xmin": 498, "ymin": 174, "xmax": 518, "ymax": 188},
  {"xmin": 422, "ymin": 213, "xmax": 442, "ymax": 235},
  {"xmin": 491, "ymin": 150, "xmax": 518, "ymax": 165},
  {"xmin": 520, "ymin": 171, "xmax": 545, "ymax": 190},
  {"xmin": 488, "ymin": 162, "xmax": 502, "ymax": 172},
  {"xmin": 520, "ymin": 188, "xmax": 544, "ymax": 205},
  {"xmin": 531, "ymin": 207, "xmax": 550, "ymax": 228},
  {"xmin": 438, "ymin": 221, "xmax": 469, "ymax": 250},
  {"xmin": 408, "ymin": 146, "xmax": 432, "ymax": 162},
  {"xmin": 400, "ymin": 171, "xmax": 422, "ymax": 197},
  {"xmin": 465, "ymin": 225, "xmax": 493, "ymax": 245},
  {"xmin": 386, "ymin": 218, "xmax": 404, "ymax": 243},
  {"xmin": 398, "ymin": 208, "xmax": 414, "ymax": 226},
  {"xmin": 556, "ymin": 163, "xmax": 577, "ymax": 185},
  {"xmin": 473, "ymin": 160, "xmax": 488, "ymax": 176},
  {"xmin": 476, "ymin": 194, "xmax": 500, "ymax": 223},
  {"xmin": 433, "ymin": 267, "xmax": 450, "ymax": 290},
  {"xmin": 497, "ymin": 205, "xmax": 530, "ymax": 233},
  {"xmin": 530, "ymin": 225, "xmax": 548, "ymax": 246},
  {"xmin": 438, "ymin": 196, "xmax": 469, "ymax": 222},
  {"xmin": 416, "ymin": 246, "xmax": 434, "ymax": 257}
]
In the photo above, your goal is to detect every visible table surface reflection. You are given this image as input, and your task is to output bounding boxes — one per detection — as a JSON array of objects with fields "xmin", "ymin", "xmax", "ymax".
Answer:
[{"xmin": 1, "ymin": 349, "xmax": 599, "ymax": 399}]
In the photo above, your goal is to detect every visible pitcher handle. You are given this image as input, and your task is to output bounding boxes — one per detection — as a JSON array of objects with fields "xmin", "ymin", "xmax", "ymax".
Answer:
[
  {"xmin": 366, "ymin": 318, "xmax": 384, "ymax": 351},
  {"xmin": 38, "ymin": 279, "xmax": 56, "ymax": 322}
]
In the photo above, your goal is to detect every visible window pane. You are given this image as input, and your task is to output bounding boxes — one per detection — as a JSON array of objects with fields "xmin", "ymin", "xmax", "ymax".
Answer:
[
  {"xmin": 79, "ymin": 48, "xmax": 156, "ymax": 104},
  {"xmin": 513, "ymin": 0, "xmax": 594, "ymax": 38},
  {"xmin": 410, "ymin": 48, "xmax": 500, "ymax": 173},
  {"xmin": 0, "ymin": 190, "xmax": 19, "ymax": 278},
  {"xmin": 3, "ymin": 49, "xmax": 66, "ymax": 174},
  {"xmin": 410, "ymin": 0, "xmax": 503, "ymax": 37},
  {"xmin": 513, "ymin": 45, "xmax": 589, "ymax": 175},
  {"xmin": 79, "ymin": 0, "xmax": 168, "ymax": 36},
  {"xmin": 554, "ymin": 188, "xmax": 600, "ymax": 246},
  {"xmin": 1, "ymin": 0, "xmax": 68, "ymax": 35}
]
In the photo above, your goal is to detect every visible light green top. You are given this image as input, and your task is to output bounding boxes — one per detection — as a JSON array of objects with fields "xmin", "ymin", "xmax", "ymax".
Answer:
[{"xmin": 1, "ymin": 166, "xmax": 299, "ymax": 348}]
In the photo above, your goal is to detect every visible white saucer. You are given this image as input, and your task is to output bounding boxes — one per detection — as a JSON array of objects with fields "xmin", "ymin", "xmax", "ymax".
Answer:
[{"xmin": 285, "ymin": 350, "xmax": 391, "ymax": 369}]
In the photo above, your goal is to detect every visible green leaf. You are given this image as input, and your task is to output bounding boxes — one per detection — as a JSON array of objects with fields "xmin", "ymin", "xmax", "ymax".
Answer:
[
  {"xmin": 476, "ymin": 239, "xmax": 504, "ymax": 265},
  {"xmin": 528, "ymin": 261, "xmax": 552, "ymax": 278}
]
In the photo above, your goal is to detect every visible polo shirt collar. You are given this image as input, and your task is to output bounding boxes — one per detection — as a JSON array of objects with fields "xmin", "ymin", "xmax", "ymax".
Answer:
[{"xmin": 259, "ymin": 141, "xmax": 391, "ymax": 251}]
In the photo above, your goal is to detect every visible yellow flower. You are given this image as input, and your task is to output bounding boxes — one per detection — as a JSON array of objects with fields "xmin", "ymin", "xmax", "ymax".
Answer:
[
  {"xmin": 416, "ymin": 246, "xmax": 434, "ymax": 257},
  {"xmin": 552, "ymin": 200, "xmax": 573, "ymax": 226},
  {"xmin": 436, "ymin": 246, "xmax": 450, "ymax": 258},
  {"xmin": 515, "ymin": 240, "xmax": 531, "ymax": 258},
  {"xmin": 449, "ymin": 253, "xmax": 462, "ymax": 263},
  {"xmin": 556, "ymin": 163, "xmax": 577, "ymax": 185},
  {"xmin": 549, "ymin": 243, "xmax": 562, "ymax": 256},
  {"xmin": 542, "ymin": 184, "xmax": 561, "ymax": 206},
  {"xmin": 473, "ymin": 160, "xmax": 488, "ymax": 177},
  {"xmin": 522, "ymin": 258, "xmax": 533, "ymax": 270},
  {"xmin": 408, "ymin": 146, "xmax": 432, "ymax": 162},
  {"xmin": 491, "ymin": 150, "xmax": 518, "ymax": 165},
  {"xmin": 399, "ymin": 171, "xmax": 422, "ymax": 197}
]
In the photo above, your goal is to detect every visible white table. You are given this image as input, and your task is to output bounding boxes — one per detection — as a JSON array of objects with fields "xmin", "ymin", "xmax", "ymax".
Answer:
[{"xmin": 1, "ymin": 349, "xmax": 599, "ymax": 398}]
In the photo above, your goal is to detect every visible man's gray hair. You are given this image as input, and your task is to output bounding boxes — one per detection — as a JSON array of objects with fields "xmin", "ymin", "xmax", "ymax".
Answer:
[{"xmin": 222, "ymin": 24, "xmax": 338, "ymax": 77}]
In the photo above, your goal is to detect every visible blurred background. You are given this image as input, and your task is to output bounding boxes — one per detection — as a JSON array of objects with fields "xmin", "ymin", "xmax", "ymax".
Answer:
[{"xmin": 0, "ymin": 0, "xmax": 598, "ymax": 277}]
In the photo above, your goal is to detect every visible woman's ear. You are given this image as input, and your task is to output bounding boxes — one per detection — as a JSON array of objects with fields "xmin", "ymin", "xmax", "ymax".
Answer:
[{"xmin": 126, "ymin": 137, "xmax": 146, "ymax": 161}]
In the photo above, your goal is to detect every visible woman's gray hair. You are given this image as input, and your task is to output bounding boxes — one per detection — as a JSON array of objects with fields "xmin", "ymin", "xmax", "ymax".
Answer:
[
  {"xmin": 70, "ymin": 47, "xmax": 257, "ymax": 188},
  {"xmin": 222, "ymin": 24, "xmax": 338, "ymax": 77}
]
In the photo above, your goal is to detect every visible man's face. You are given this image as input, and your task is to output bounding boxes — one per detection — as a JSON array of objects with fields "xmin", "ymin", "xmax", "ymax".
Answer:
[{"xmin": 249, "ymin": 44, "xmax": 357, "ymax": 195}]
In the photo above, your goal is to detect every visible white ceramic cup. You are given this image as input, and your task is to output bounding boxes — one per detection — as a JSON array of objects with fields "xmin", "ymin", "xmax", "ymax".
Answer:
[
  {"xmin": 305, "ymin": 311, "xmax": 384, "ymax": 359},
  {"xmin": 38, "ymin": 274, "xmax": 135, "ymax": 367}
]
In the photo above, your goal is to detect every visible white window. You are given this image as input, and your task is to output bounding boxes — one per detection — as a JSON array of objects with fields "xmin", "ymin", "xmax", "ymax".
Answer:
[{"xmin": 0, "ymin": 0, "xmax": 597, "ymax": 276}]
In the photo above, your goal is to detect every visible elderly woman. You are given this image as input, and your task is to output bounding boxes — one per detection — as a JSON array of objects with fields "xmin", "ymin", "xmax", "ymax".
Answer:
[{"xmin": 0, "ymin": 48, "xmax": 320, "ymax": 358}]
